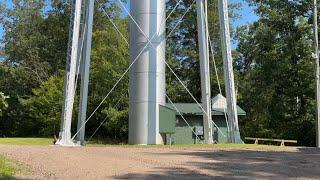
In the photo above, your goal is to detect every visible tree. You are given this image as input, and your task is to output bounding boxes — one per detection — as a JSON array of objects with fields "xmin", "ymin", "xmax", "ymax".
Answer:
[
  {"xmin": 165, "ymin": 0, "xmax": 241, "ymax": 103},
  {"xmin": 0, "ymin": 92, "xmax": 8, "ymax": 117},
  {"xmin": 85, "ymin": 13, "xmax": 129, "ymax": 139},
  {"xmin": 0, "ymin": 0, "xmax": 71, "ymax": 137},
  {"xmin": 0, "ymin": 0, "xmax": 129, "ymax": 140},
  {"xmin": 235, "ymin": 0, "xmax": 315, "ymax": 146},
  {"xmin": 20, "ymin": 75, "xmax": 64, "ymax": 136},
  {"xmin": 102, "ymin": 107, "xmax": 128, "ymax": 141},
  {"xmin": 0, "ymin": 65, "xmax": 40, "ymax": 136}
]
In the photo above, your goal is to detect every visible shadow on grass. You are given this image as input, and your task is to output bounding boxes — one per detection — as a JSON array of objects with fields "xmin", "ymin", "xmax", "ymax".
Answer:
[
  {"xmin": 86, "ymin": 137, "xmax": 127, "ymax": 146},
  {"xmin": 0, "ymin": 175, "xmax": 36, "ymax": 180},
  {"xmin": 0, "ymin": 175, "xmax": 20, "ymax": 180},
  {"xmin": 115, "ymin": 147, "xmax": 320, "ymax": 179}
]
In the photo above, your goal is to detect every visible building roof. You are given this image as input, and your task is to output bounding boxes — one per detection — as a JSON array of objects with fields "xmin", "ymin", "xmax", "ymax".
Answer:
[
  {"xmin": 212, "ymin": 94, "xmax": 227, "ymax": 109},
  {"xmin": 165, "ymin": 94, "xmax": 246, "ymax": 116}
]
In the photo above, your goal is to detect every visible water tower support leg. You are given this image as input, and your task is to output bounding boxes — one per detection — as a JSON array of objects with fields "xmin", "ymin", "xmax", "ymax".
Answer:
[
  {"xmin": 76, "ymin": 0, "xmax": 95, "ymax": 146},
  {"xmin": 196, "ymin": 0, "xmax": 213, "ymax": 144}
]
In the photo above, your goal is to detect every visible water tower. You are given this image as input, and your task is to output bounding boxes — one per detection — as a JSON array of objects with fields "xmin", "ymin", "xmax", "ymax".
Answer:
[{"xmin": 55, "ymin": 0, "xmax": 242, "ymax": 146}]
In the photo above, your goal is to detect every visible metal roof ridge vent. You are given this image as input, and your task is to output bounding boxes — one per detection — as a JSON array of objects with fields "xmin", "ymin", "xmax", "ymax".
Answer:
[{"xmin": 212, "ymin": 94, "xmax": 227, "ymax": 109}]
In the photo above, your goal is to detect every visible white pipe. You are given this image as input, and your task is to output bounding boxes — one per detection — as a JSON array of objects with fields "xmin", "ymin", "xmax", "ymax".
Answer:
[{"xmin": 196, "ymin": 0, "xmax": 213, "ymax": 144}]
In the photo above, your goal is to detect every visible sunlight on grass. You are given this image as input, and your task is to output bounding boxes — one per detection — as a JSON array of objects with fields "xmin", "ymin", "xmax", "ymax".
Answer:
[
  {"xmin": 0, "ymin": 138, "xmax": 52, "ymax": 145},
  {"xmin": 0, "ymin": 138, "xmax": 296, "ymax": 151},
  {"xmin": 87, "ymin": 142, "xmax": 296, "ymax": 151},
  {"xmin": 0, "ymin": 156, "xmax": 15, "ymax": 179}
]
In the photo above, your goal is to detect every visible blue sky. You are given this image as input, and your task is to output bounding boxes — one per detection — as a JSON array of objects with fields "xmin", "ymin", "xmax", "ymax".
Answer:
[
  {"xmin": 0, "ymin": 0, "xmax": 258, "ymax": 47},
  {"xmin": 230, "ymin": 0, "xmax": 258, "ymax": 27},
  {"xmin": 0, "ymin": 24, "xmax": 3, "ymax": 42}
]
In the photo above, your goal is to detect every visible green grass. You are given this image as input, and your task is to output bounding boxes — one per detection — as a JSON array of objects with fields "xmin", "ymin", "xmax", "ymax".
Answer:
[
  {"xmin": 0, "ymin": 156, "xmax": 15, "ymax": 179},
  {"xmin": 87, "ymin": 142, "xmax": 296, "ymax": 151},
  {"xmin": 0, "ymin": 138, "xmax": 52, "ymax": 145},
  {"xmin": 0, "ymin": 138, "xmax": 296, "ymax": 151}
]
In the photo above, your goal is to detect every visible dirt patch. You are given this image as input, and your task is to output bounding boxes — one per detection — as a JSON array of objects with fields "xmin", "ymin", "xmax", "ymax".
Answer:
[{"xmin": 0, "ymin": 145, "xmax": 319, "ymax": 179}]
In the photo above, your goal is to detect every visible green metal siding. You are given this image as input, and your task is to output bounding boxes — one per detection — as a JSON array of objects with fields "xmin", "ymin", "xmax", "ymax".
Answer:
[
  {"xmin": 213, "ymin": 116, "xmax": 229, "ymax": 143},
  {"xmin": 169, "ymin": 127, "xmax": 203, "ymax": 144},
  {"xmin": 170, "ymin": 116, "xmax": 203, "ymax": 144},
  {"xmin": 176, "ymin": 116, "xmax": 203, "ymax": 127},
  {"xmin": 160, "ymin": 103, "xmax": 246, "ymax": 144},
  {"xmin": 171, "ymin": 115, "xmax": 229, "ymax": 144},
  {"xmin": 171, "ymin": 127, "xmax": 195, "ymax": 144},
  {"xmin": 159, "ymin": 105, "xmax": 176, "ymax": 134}
]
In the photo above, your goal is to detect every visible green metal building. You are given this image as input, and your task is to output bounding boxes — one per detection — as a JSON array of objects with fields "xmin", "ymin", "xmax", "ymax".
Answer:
[{"xmin": 159, "ymin": 94, "xmax": 246, "ymax": 144}]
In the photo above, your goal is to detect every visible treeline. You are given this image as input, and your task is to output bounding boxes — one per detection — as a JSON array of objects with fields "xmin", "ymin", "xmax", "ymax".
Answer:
[{"xmin": 0, "ymin": 0, "xmax": 317, "ymax": 146}]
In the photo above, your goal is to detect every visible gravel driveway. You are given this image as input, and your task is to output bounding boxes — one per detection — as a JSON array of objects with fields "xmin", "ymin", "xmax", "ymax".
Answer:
[{"xmin": 0, "ymin": 145, "xmax": 319, "ymax": 179}]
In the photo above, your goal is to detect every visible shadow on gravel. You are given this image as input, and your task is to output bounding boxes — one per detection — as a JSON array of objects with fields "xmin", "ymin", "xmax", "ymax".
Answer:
[
  {"xmin": 116, "ymin": 167, "xmax": 216, "ymax": 179},
  {"xmin": 115, "ymin": 147, "xmax": 320, "ymax": 179}
]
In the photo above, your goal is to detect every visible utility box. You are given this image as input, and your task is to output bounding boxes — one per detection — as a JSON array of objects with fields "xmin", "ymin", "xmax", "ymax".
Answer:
[{"xmin": 194, "ymin": 126, "xmax": 203, "ymax": 136}]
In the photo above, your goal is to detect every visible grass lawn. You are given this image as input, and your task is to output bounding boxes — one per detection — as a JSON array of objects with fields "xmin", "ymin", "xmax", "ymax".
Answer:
[
  {"xmin": 87, "ymin": 142, "xmax": 296, "ymax": 151},
  {"xmin": 0, "ymin": 156, "xmax": 15, "ymax": 179},
  {"xmin": 0, "ymin": 138, "xmax": 52, "ymax": 145},
  {"xmin": 0, "ymin": 138, "xmax": 296, "ymax": 151},
  {"xmin": 169, "ymin": 143, "xmax": 297, "ymax": 151}
]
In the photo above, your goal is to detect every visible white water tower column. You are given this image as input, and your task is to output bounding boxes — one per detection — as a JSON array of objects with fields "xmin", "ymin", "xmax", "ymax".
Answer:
[
  {"xmin": 196, "ymin": 0, "xmax": 213, "ymax": 144},
  {"xmin": 218, "ymin": 0, "xmax": 243, "ymax": 143},
  {"xmin": 129, "ymin": 0, "xmax": 166, "ymax": 144},
  {"xmin": 76, "ymin": 0, "xmax": 95, "ymax": 146},
  {"xmin": 57, "ymin": 0, "xmax": 83, "ymax": 146}
]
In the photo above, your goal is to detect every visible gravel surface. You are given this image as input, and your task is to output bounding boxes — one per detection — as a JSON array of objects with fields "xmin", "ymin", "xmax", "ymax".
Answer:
[{"xmin": 0, "ymin": 145, "xmax": 319, "ymax": 179}]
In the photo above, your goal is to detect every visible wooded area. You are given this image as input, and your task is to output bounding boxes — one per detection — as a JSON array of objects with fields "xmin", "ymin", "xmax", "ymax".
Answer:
[{"xmin": 0, "ymin": 0, "xmax": 316, "ymax": 146}]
